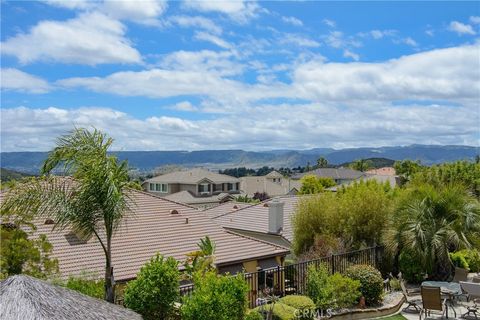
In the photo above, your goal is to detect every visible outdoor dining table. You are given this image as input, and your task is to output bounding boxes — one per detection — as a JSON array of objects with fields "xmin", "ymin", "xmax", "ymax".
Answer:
[{"xmin": 421, "ymin": 281, "xmax": 462, "ymax": 319}]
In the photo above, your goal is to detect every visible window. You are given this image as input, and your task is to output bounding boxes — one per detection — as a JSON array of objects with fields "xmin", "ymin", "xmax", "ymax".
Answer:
[
  {"xmin": 227, "ymin": 183, "xmax": 238, "ymax": 191},
  {"xmin": 198, "ymin": 183, "xmax": 210, "ymax": 193},
  {"xmin": 152, "ymin": 183, "xmax": 167, "ymax": 193}
]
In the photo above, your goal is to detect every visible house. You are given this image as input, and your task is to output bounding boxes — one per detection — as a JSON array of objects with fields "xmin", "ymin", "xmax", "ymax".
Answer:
[
  {"xmin": 0, "ymin": 189, "xmax": 288, "ymax": 282},
  {"xmin": 291, "ymin": 168, "xmax": 365, "ymax": 185},
  {"xmin": 240, "ymin": 171, "xmax": 301, "ymax": 197},
  {"xmin": 142, "ymin": 168, "xmax": 240, "ymax": 208},
  {"xmin": 0, "ymin": 275, "xmax": 142, "ymax": 320},
  {"xmin": 366, "ymin": 167, "xmax": 397, "ymax": 176},
  {"xmin": 205, "ymin": 195, "xmax": 302, "ymax": 249}
]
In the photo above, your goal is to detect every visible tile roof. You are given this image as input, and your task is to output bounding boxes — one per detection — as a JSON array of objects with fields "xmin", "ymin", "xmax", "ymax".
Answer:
[
  {"xmin": 292, "ymin": 168, "xmax": 365, "ymax": 180},
  {"xmin": 144, "ymin": 168, "xmax": 239, "ymax": 184},
  {"xmin": 163, "ymin": 190, "xmax": 233, "ymax": 205},
  {"xmin": 1, "ymin": 189, "xmax": 287, "ymax": 281},
  {"xmin": 366, "ymin": 167, "xmax": 397, "ymax": 176},
  {"xmin": 206, "ymin": 195, "xmax": 302, "ymax": 243}
]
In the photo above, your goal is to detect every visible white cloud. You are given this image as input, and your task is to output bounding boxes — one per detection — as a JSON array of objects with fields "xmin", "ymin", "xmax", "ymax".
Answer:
[
  {"xmin": 402, "ymin": 37, "xmax": 418, "ymax": 46},
  {"xmin": 2, "ymin": 102, "xmax": 477, "ymax": 152},
  {"xmin": 57, "ymin": 45, "xmax": 480, "ymax": 107},
  {"xmin": 425, "ymin": 29, "xmax": 434, "ymax": 37},
  {"xmin": 369, "ymin": 29, "xmax": 396, "ymax": 39},
  {"xmin": 44, "ymin": 0, "xmax": 95, "ymax": 10},
  {"xmin": 1, "ymin": 68, "xmax": 52, "ymax": 94},
  {"xmin": 182, "ymin": 0, "xmax": 260, "ymax": 23},
  {"xmin": 322, "ymin": 19, "xmax": 336, "ymax": 28},
  {"xmin": 101, "ymin": 0, "xmax": 167, "ymax": 25},
  {"xmin": 470, "ymin": 16, "xmax": 480, "ymax": 24},
  {"xmin": 171, "ymin": 101, "xmax": 198, "ymax": 112},
  {"xmin": 281, "ymin": 16, "xmax": 303, "ymax": 27},
  {"xmin": 279, "ymin": 34, "xmax": 320, "ymax": 48},
  {"xmin": 448, "ymin": 21, "xmax": 476, "ymax": 35},
  {"xmin": 168, "ymin": 15, "xmax": 222, "ymax": 34},
  {"xmin": 1, "ymin": 12, "xmax": 142, "ymax": 65},
  {"xmin": 343, "ymin": 49, "xmax": 359, "ymax": 61},
  {"xmin": 194, "ymin": 31, "xmax": 232, "ymax": 49},
  {"xmin": 323, "ymin": 31, "xmax": 361, "ymax": 49}
]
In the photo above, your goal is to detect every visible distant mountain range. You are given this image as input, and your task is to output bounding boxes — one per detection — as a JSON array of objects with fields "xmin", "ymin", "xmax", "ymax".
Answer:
[{"xmin": 0, "ymin": 145, "xmax": 478, "ymax": 174}]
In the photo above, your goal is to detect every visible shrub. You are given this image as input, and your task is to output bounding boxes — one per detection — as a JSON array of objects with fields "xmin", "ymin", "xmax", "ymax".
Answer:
[
  {"xmin": 345, "ymin": 265, "xmax": 383, "ymax": 305},
  {"xmin": 245, "ymin": 310, "xmax": 263, "ymax": 320},
  {"xmin": 64, "ymin": 275, "xmax": 104, "ymax": 299},
  {"xmin": 398, "ymin": 251, "xmax": 425, "ymax": 283},
  {"xmin": 181, "ymin": 271, "xmax": 248, "ymax": 320},
  {"xmin": 389, "ymin": 278, "xmax": 401, "ymax": 291},
  {"xmin": 124, "ymin": 254, "xmax": 180, "ymax": 320},
  {"xmin": 453, "ymin": 249, "xmax": 480, "ymax": 272},
  {"xmin": 449, "ymin": 251, "xmax": 469, "ymax": 270},
  {"xmin": 306, "ymin": 264, "xmax": 361, "ymax": 310},
  {"xmin": 280, "ymin": 295, "xmax": 315, "ymax": 319},
  {"xmin": 253, "ymin": 303, "xmax": 297, "ymax": 320}
]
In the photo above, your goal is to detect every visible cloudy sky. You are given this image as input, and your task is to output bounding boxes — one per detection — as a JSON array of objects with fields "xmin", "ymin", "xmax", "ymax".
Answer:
[{"xmin": 1, "ymin": 1, "xmax": 479, "ymax": 152}]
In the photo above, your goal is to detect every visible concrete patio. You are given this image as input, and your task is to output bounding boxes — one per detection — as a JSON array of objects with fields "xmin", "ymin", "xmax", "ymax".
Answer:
[{"xmin": 399, "ymin": 295, "xmax": 477, "ymax": 320}]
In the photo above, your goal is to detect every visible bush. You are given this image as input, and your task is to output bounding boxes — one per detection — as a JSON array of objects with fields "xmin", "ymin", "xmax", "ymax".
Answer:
[
  {"xmin": 245, "ymin": 310, "xmax": 263, "ymax": 320},
  {"xmin": 124, "ymin": 254, "xmax": 180, "ymax": 320},
  {"xmin": 64, "ymin": 275, "xmax": 104, "ymax": 299},
  {"xmin": 181, "ymin": 271, "xmax": 248, "ymax": 320},
  {"xmin": 450, "ymin": 251, "xmax": 469, "ymax": 270},
  {"xmin": 452, "ymin": 249, "xmax": 480, "ymax": 272},
  {"xmin": 345, "ymin": 265, "xmax": 383, "ymax": 305},
  {"xmin": 280, "ymin": 295, "xmax": 315, "ymax": 319},
  {"xmin": 398, "ymin": 251, "xmax": 425, "ymax": 283},
  {"xmin": 389, "ymin": 278, "xmax": 401, "ymax": 291},
  {"xmin": 306, "ymin": 264, "xmax": 361, "ymax": 310},
  {"xmin": 253, "ymin": 303, "xmax": 297, "ymax": 320}
]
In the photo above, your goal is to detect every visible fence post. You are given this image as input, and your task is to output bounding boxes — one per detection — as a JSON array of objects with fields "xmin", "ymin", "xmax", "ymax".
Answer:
[{"xmin": 331, "ymin": 254, "xmax": 335, "ymax": 274}]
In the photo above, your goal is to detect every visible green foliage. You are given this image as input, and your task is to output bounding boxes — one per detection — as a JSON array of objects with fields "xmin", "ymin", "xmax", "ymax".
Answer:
[
  {"xmin": 349, "ymin": 159, "xmax": 373, "ymax": 172},
  {"xmin": 450, "ymin": 249, "xmax": 480, "ymax": 272},
  {"xmin": 411, "ymin": 161, "xmax": 480, "ymax": 196},
  {"xmin": 449, "ymin": 252, "xmax": 469, "ymax": 270},
  {"xmin": 181, "ymin": 271, "xmax": 248, "ymax": 320},
  {"xmin": 345, "ymin": 265, "xmax": 384, "ymax": 305},
  {"xmin": 245, "ymin": 310, "xmax": 264, "ymax": 320},
  {"xmin": 293, "ymin": 180, "xmax": 394, "ymax": 256},
  {"xmin": 385, "ymin": 183, "xmax": 480, "ymax": 279},
  {"xmin": 183, "ymin": 236, "xmax": 216, "ymax": 279},
  {"xmin": 306, "ymin": 264, "xmax": 361, "ymax": 310},
  {"xmin": 124, "ymin": 254, "xmax": 180, "ymax": 320},
  {"xmin": 394, "ymin": 160, "xmax": 422, "ymax": 182},
  {"xmin": 398, "ymin": 251, "xmax": 426, "ymax": 283},
  {"xmin": 279, "ymin": 295, "xmax": 315, "ymax": 319},
  {"xmin": 253, "ymin": 303, "xmax": 297, "ymax": 320},
  {"xmin": 0, "ymin": 226, "xmax": 58, "ymax": 279},
  {"xmin": 389, "ymin": 278, "xmax": 401, "ymax": 291},
  {"xmin": 64, "ymin": 274, "xmax": 104, "ymax": 299},
  {"xmin": 235, "ymin": 195, "xmax": 259, "ymax": 203},
  {"xmin": 299, "ymin": 175, "xmax": 324, "ymax": 194},
  {"xmin": 316, "ymin": 157, "xmax": 328, "ymax": 168}
]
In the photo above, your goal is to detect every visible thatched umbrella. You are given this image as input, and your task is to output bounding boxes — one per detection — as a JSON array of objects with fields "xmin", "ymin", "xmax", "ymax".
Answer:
[{"xmin": 0, "ymin": 275, "xmax": 142, "ymax": 320}]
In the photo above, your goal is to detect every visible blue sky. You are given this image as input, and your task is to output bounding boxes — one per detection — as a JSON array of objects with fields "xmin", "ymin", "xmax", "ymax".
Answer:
[{"xmin": 1, "ymin": 0, "xmax": 479, "ymax": 151}]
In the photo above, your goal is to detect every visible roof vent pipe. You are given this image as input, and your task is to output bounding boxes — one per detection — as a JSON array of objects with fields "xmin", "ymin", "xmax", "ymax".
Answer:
[{"xmin": 268, "ymin": 198, "xmax": 284, "ymax": 235}]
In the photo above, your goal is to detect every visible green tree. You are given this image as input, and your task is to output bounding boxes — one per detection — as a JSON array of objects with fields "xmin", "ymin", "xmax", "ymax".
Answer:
[
  {"xmin": 299, "ymin": 175, "xmax": 324, "ymax": 194},
  {"xmin": 64, "ymin": 274, "xmax": 104, "ymax": 299},
  {"xmin": 350, "ymin": 159, "xmax": 373, "ymax": 172},
  {"xmin": 124, "ymin": 254, "xmax": 180, "ymax": 320},
  {"xmin": 181, "ymin": 271, "xmax": 248, "ymax": 320},
  {"xmin": 316, "ymin": 157, "xmax": 328, "ymax": 168},
  {"xmin": 385, "ymin": 183, "xmax": 480, "ymax": 279},
  {"xmin": 184, "ymin": 236, "xmax": 216, "ymax": 279},
  {"xmin": 1, "ymin": 128, "xmax": 133, "ymax": 302},
  {"xmin": 0, "ymin": 225, "xmax": 58, "ymax": 279},
  {"xmin": 394, "ymin": 159, "xmax": 422, "ymax": 182}
]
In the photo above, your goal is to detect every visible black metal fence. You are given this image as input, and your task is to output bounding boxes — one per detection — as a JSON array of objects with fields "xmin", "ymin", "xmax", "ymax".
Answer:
[{"xmin": 179, "ymin": 245, "xmax": 384, "ymax": 309}]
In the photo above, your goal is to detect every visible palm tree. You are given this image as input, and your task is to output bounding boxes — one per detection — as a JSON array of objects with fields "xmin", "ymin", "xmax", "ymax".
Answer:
[
  {"xmin": 1, "ymin": 128, "xmax": 133, "ymax": 302},
  {"xmin": 316, "ymin": 157, "xmax": 328, "ymax": 168},
  {"xmin": 350, "ymin": 159, "xmax": 372, "ymax": 172},
  {"xmin": 385, "ymin": 183, "xmax": 480, "ymax": 279}
]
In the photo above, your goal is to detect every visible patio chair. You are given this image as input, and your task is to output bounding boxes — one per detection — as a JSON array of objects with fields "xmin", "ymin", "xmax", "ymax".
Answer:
[
  {"xmin": 460, "ymin": 281, "xmax": 480, "ymax": 319},
  {"xmin": 453, "ymin": 267, "xmax": 469, "ymax": 283},
  {"xmin": 400, "ymin": 279, "xmax": 420, "ymax": 312},
  {"xmin": 419, "ymin": 286, "xmax": 448, "ymax": 320}
]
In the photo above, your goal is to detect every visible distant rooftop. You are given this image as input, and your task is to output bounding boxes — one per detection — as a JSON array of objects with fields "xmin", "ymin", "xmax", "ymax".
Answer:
[
  {"xmin": 292, "ymin": 168, "xmax": 365, "ymax": 180},
  {"xmin": 144, "ymin": 168, "xmax": 239, "ymax": 184}
]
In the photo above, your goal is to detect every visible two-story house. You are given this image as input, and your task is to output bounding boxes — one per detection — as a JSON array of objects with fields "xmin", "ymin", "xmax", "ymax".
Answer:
[{"xmin": 142, "ymin": 168, "xmax": 241, "ymax": 208}]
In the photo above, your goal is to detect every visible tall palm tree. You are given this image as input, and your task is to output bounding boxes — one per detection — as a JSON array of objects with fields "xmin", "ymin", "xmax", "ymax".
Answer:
[
  {"xmin": 350, "ymin": 159, "xmax": 372, "ymax": 172},
  {"xmin": 316, "ymin": 157, "xmax": 328, "ymax": 168},
  {"xmin": 1, "ymin": 128, "xmax": 133, "ymax": 302},
  {"xmin": 385, "ymin": 183, "xmax": 480, "ymax": 279}
]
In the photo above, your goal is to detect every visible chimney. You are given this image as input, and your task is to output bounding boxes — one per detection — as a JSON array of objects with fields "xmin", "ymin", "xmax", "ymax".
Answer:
[{"xmin": 268, "ymin": 198, "xmax": 284, "ymax": 234}]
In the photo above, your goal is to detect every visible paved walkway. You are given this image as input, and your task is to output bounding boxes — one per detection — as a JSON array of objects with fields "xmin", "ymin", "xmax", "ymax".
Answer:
[{"xmin": 398, "ymin": 295, "xmax": 476, "ymax": 320}]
